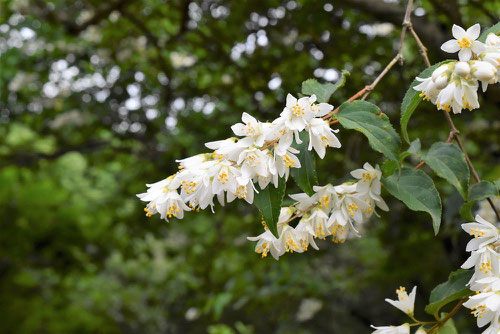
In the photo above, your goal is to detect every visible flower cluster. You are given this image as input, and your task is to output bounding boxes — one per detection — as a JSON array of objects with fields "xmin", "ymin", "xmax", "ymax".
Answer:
[
  {"xmin": 461, "ymin": 214, "xmax": 500, "ymax": 333},
  {"xmin": 137, "ymin": 94, "xmax": 341, "ymax": 221},
  {"xmin": 414, "ymin": 24, "xmax": 500, "ymax": 114},
  {"xmin": 371, "ymin": 286, "xmax": 419, "ymax": 334},
  {"xmin": 247, "ymin": 163, "xmax": 388, "ymax": 259}
]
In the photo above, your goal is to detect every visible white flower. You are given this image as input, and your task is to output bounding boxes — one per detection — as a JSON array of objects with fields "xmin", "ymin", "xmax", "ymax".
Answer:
[
  {"xmin": 485, "ymin": 33, "xmax": 500, "ymax": 47},
  {"xmin": 483, "ymin": 323, "xmax": 500, "ymax": 334},
  {"xmin": 278, "ymin": 225, "xmax": 304, "ymax": 253},
  {"xmin": 237, "ymin": 147, "xmax": 270, "ymax": 180},
  {"xmin": 205, "ymin": 138, "xmax": 245, "ymax": 162},
  {"xmin": 226, "ymin": 177, "xmax": 255, "ymax": 204},
  {"xmin": 329, "ymin": 219, "xmax": 350, "ymax": 243},
  {"xmin": 475, "ymin": 276, "xmax": 500, "ymax": 293},
  {"xmin": 384, "ymin": 286, "xmax": 417, "ymax": 315},
  {"xmin": 471, "ymin": 61, "xmax": 498, "ymax": 91},
  {"xmin": 209, "ymin": 160, "xmax": 241, "ymax": 198},
  {"xmin": 295, "ymin": 219, "xmax": 319, "ymax": 251},
  {"xmin": 414, "ymin": 76, "xmax": 440, "ymax": 103},
  {"xmin": 313, "ymin": 184, "xmax": 337, "ymax": 211},
  {"xmin": 280, "ymin": 94, "xmax": 315, "ymax": 131},
  {"xmin": 309, "ymin": 98, "xmax": 334, "ymax": 117},
  {"xmin": 462, "ymin": 246, "xmax": 499, "ymax": 276},
  {"xmin": 137, "ymin": 179, "xmax": 191, "ymax": 221},
  {"xmin": 462, "ymin": 215, "xmax": 499, "ymax": 252},
  {"xmin": 272, "ymin": 147, "xmax": 301, "ymax": 180},
  {"xmin": 307, "ymin": 118, "xmax": 341, "ymax": 158},
  {"xmin": 370, "ymin": 323, "xmax": 410, "ymax": 334},
  {"xmin": 351, "ymin": 162, "xmax": 382, "ymax": 197},
  {"xmin": 289, "ymin": 192, "xmax": 318, "ymax": 212},
  {"xmin": 463, "ymin": 291, "xmax": 500, "ymax": 328},
  {"xmin": 441, "ymin": 24, "xmax": 486, "ymax": 61},
  {"xmin": 247, "ymin": 229, "xmax": 284, "ymax": 260},
  {"xmin": 266, "ymin": 116, "xmax": 295, "ymax": 155},
  {"xmin": 331, "ymin": 184, "xmax": 368, "ymax": 226},
  {"xmin": 303, "ymin": 207, "xmax": 331, "ymax": 239},
  {"xmin": 436, "ymin": 77, "xmax": 479, "ymax": 113},
  {"xmin": 231, "ymin": 112, "xmax": 267, "ymax": 147}
]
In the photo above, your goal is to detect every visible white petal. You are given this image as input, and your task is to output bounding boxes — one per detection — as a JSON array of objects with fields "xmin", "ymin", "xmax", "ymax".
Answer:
[
  {"xmin": 452, "ymin": 24, "xmax": 466, "ymax": 40},
  {"xmin": 458, "ymin": 48, "xmax": 472, "ymax": 61},
  {"xmin": 441, "ymin": 40, "xmax": 460, "ymax": 53},
  {"xmin": 466, "ymin": 23, "xmax": 481, "ymax": 40}
]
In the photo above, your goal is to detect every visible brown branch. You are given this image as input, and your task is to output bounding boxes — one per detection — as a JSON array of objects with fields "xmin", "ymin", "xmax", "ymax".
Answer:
[{"xmin": 426, "ymin": 298, "xmax": 466, "ymax": 333}]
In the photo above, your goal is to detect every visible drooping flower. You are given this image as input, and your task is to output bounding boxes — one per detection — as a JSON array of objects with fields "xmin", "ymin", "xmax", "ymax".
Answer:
[
  {"xmin": 384, "ymin": 286, "xmax": 417, "ymax": 315},
  {"xmin": 313, "ymin": 184, "xmax": 337, "ymax": 211},
  {"xmin": 306, "ymin": 118, "xmax": 341, "ymax": 158},
  {"xmin": 441, "ymin": 24, "xmax": 486, "ymax": 61},
  {"xmin": 247, "ymin": 229, "xmax": 283, "ymax": 260},
  {"xmin": 237, "ymin": 147, "xmax": 270, "ymax": 180},
  {"xmin": 463, "ymin": 291, "xmax": 500, "ymax": 328},
  {"xmin": 303, "ymin": 207, "xmax": 331, "ymax": 239},
  {"xmin": 351, "ymin": 162, "xmax": 382, "ymax": 198},
  {"xmin": 462, "ymin": 215, "xmax": 500, "ymax": 252}
]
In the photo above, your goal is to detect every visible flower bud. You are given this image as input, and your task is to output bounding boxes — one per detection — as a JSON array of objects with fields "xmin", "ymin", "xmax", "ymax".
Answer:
[
  {"xmin": 454, "ymin": 61, "xmax": 471, "ymax": 77},
  {"xmin": 485, "ymin": 33, "xmax": 500, "ymax": 47},
  {"xmin": 434, "ymin": 75, "xmax": 449, "ymax": 89},
  {"xmin": 432, "ymin": 64, "xmax": 451, "ymax": 81},
  {"xmin": 471, "ymin": 61, "xmax": 498, "ymax": 83}
]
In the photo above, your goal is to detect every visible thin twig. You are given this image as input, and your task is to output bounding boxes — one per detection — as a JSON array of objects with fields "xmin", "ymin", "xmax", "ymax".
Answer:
[
  {"xmin": 361, "ymin": 54, "xmax": 403, "ymax": 100},
  {"xmin": 426, "ymin": 298, "xmax": 467, "ymax": 333}
]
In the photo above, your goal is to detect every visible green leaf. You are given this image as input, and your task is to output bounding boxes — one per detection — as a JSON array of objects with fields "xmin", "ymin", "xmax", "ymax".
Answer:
[
  {"xmin": 400, "ymin": 61, "xmax": 452, "ymax": 143},
  {"xmin": 337, "ymin": 100, "xmax": 401, "ymax": 161},
  {"xmin": 438, "ymin": 313, "xmax": 458, "ymax": 334},
  {"xmin": 423, "ymin": 142, "xmax": 469, "ymax": 200},
  {"xmin": 382, "ymin": 160, "xmax": 398, "ymax": 178},
  {"xmin": 399, "ymin": 138, "xmax": 421, "ymax": 161},
  {"xmin": 253, "ymin": 177, "xmax": 287, "ymax": 238},
  {"xmin": 479, "ymin": 23, "xmax": 500, "ymax": 43},
  {"xmin": 301, "ymin": 70, "xmax": 349, "ymax": 103},
  {"xmin": 291, "ymin": 131, "xmax": 318, "ymax": 196},
  {"xmin": 460, "ymin": 181, "xmax": 499, "ymax": 221},
  {"xmin": 382, "ymin": 167, "xmax": 442, "ymax": 234},
  {"xmin": 424, "ymin": 269, "xmax": 473, "ymax": 316}
]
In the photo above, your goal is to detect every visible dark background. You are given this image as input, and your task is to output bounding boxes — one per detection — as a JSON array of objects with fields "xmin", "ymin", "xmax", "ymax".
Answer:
[{"xmin": 1, "ymin": 0, "xmax": 499, "ymax": 333}]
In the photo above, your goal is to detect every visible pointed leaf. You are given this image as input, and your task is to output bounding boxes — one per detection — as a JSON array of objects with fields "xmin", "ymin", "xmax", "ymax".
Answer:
[
  {"xmin": 253, "ymin": 177, "xmax": 286, "ymax": 238},
  {"xmin": 337, "ymin": 100, "xmax": 401, "ymax": 161},
  {"xmin": 291, "ymin": 131, "xmax": 318, "ymax": 196},
  {"xmin": 401, "ymin": 61, "xmax": 453, "ymax": 143},
  {"xmin": 425, "ymin": 269, "xmax": 473, "ymax": 316},
  {"xmin": 382, "ymin": 167, "xmax": 442, "ymax": 234},
  {"xmin": 301, "ymin": 70, "xmax": 350, "ymax": 103},
  {"xmin": 423, "ymin": 142, "xmax": 469, "ymax": 200},
  {"xmin": 460, "ymin": 181, "xmax": 499, "ymax": 221}
]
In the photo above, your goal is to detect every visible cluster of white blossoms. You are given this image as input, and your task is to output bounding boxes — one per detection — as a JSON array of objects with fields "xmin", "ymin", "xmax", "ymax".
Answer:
[
  {"xmin": 414, "ymin": 24, "xmax": 500, "ymax": 114},
  {"xmin": 371, "ymin": 286, "xmax": 419, "ymax": 334},
  {"xmin": 247, "ymin": 163, "xmax": 388, "ymax": 259},
  {"xmin": 461, "ymin": 214, "xmax": 500, "ymax": 333},
  {"xmin": 137, "ymin": 93, "xmax": 341, "ymax": 221}
]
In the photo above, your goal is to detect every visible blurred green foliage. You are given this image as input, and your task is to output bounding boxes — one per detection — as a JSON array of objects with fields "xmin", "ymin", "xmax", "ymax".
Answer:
[{"xmin": 0, "ymin": 0, "xmax": 499, "ymax": 332}]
